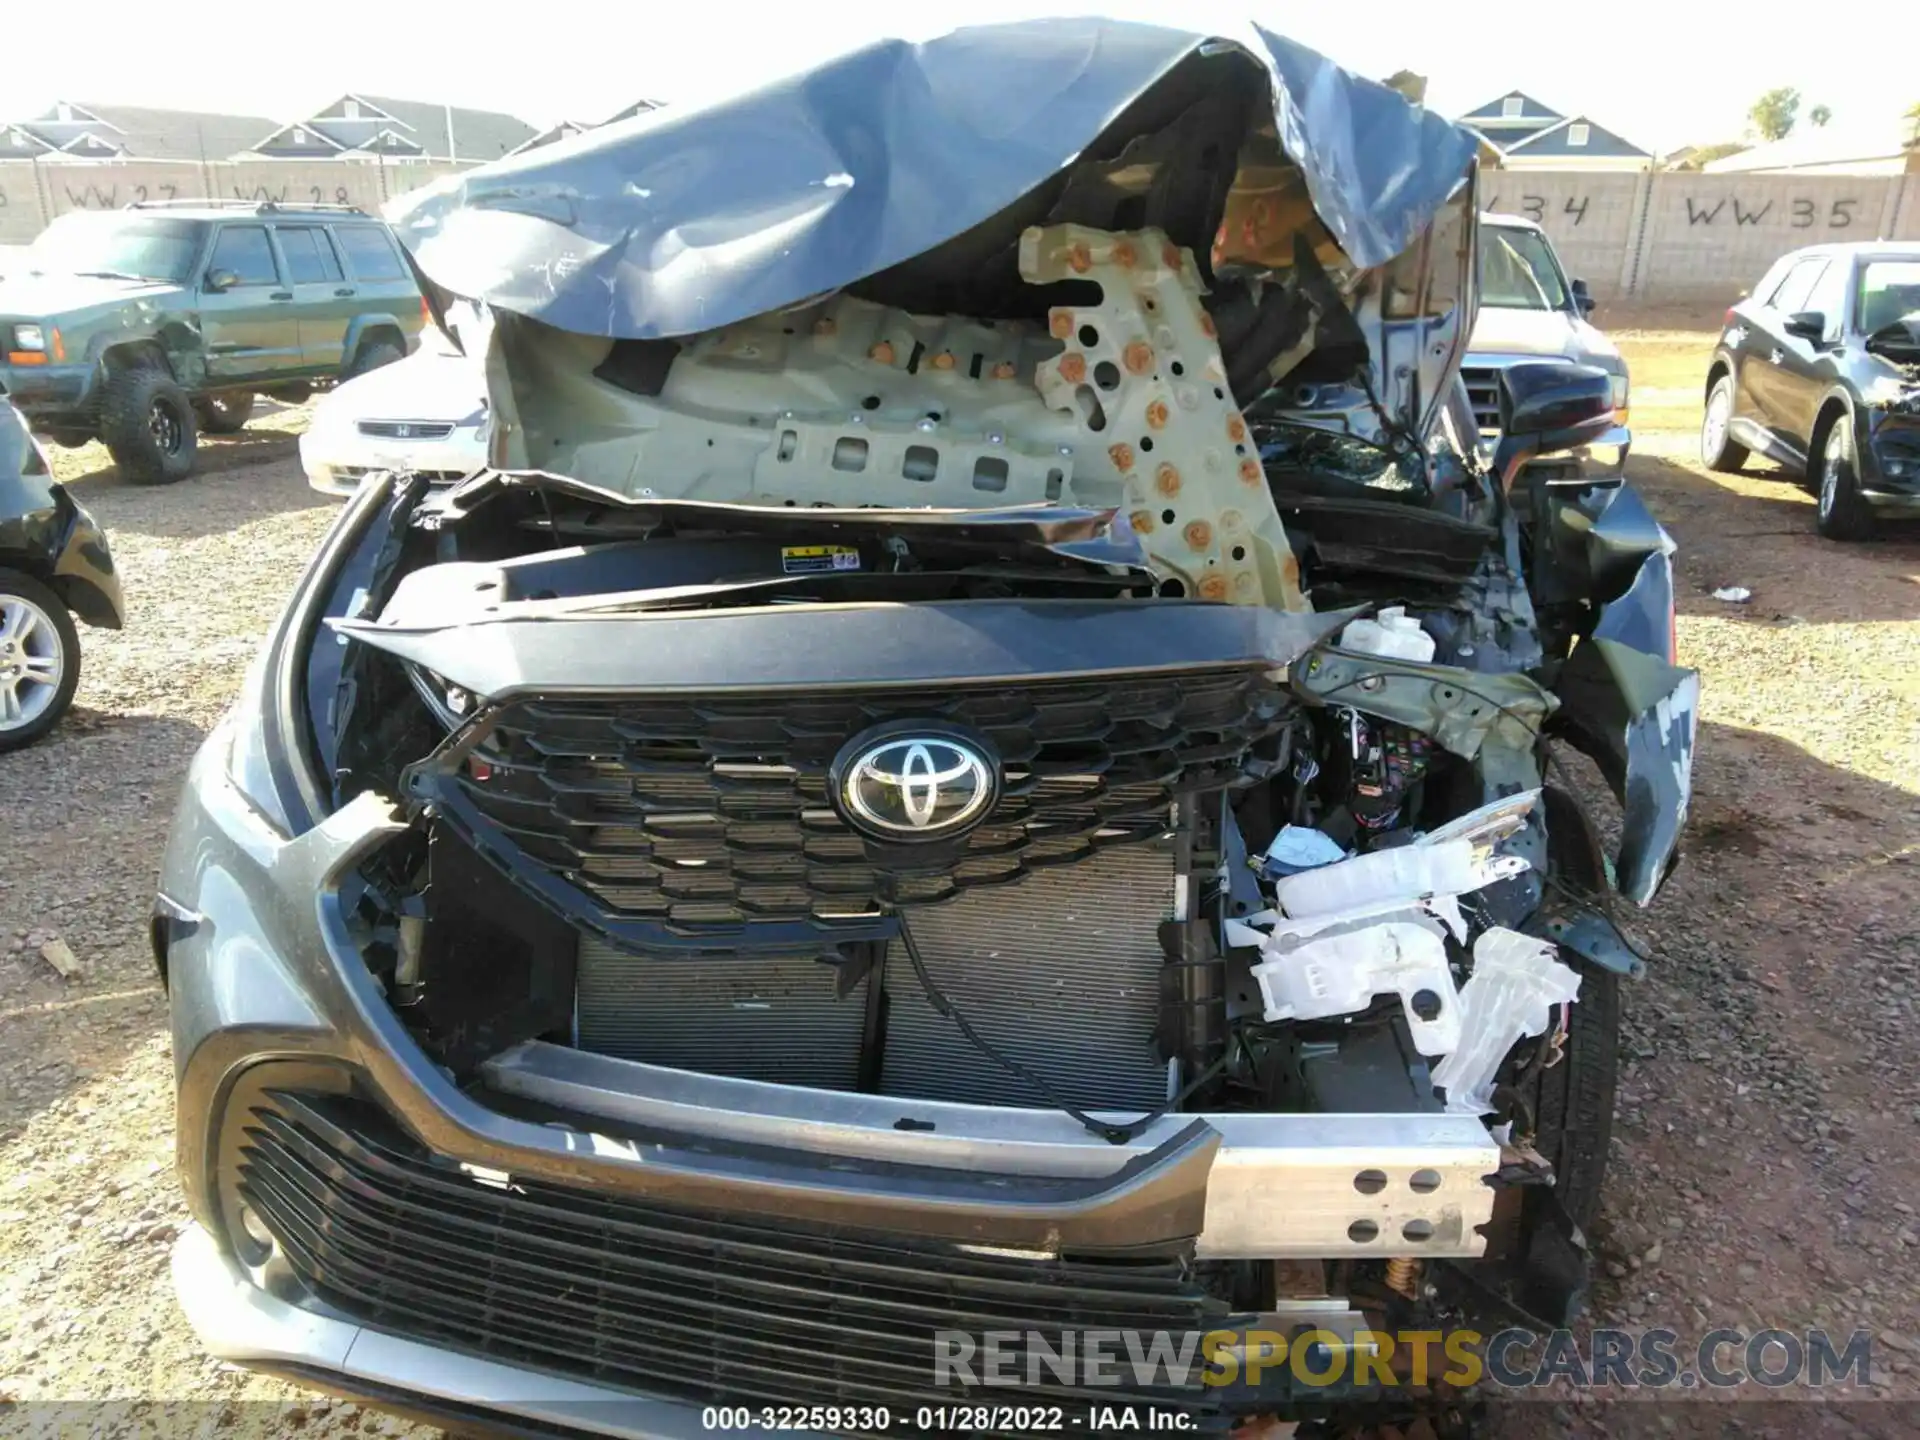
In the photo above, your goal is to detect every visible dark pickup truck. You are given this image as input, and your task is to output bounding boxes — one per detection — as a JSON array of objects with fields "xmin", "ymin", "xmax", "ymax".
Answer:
[{"xmin": 0, "ymin": 202, "xmax": 424, "ymax": 482}]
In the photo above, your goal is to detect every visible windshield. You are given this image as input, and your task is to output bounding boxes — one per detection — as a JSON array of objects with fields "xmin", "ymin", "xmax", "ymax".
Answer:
[
  {"xmin": 22, "ymin": 214, "xmax": 206, "ymax": 284},
  {"xmin": 1478, "ymin": 225, "xmax": 1571, "ymax": 312},
  {"xmin": 1859, "ymin": 260, "xmax": 1920, "ymax": 335}
]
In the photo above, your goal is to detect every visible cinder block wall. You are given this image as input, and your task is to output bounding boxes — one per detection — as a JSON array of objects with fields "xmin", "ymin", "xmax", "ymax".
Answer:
[
  {"xmin": 5, "ymin": 159, "xmax": 1918, "ymax": 311},
  {"xmin": 0, "ymin": 160, "xmax": 465, "ymax": 244},
  {"xmin": 1631, "ymin": 173, "xmax": 1917, "ymax": 301},
  {"xmin": 1479, "ymin": 172, "xmax": 1646, "ymax": 300}
]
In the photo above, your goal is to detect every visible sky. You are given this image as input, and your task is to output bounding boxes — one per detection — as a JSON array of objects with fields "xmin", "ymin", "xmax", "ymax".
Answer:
[{"xmin": 9, "ymin": 0, "xmax": 1918, "ymax": 157}]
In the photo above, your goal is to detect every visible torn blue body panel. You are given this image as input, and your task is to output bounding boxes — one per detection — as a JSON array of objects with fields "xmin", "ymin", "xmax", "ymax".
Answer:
[{"xmin": 386, "ymin": 20, "xmax": 1477, "ymax": 343}]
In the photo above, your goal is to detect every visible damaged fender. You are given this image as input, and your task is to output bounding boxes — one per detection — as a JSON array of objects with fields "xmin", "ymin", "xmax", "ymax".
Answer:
[
  {"xmin": 1553, "ymin": 637, "xmax": 1697, "ymax": 906},
  {"xmin": 1542, "ymin": 483, "xmax": 1698, "ymax": 906}
]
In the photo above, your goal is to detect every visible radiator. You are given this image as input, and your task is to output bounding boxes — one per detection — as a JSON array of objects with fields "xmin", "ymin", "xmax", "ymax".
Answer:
[
  {"xmin": 879, "ymin": 843, "xmax": 1175, "ymax": 1110},
  {"xmin": 574, "ymin": 841, "xmax": 1175, "ymax": 1110},
  {"xmin": 574, "ymin": 947, "xmax": 867, "ymax": 1091}
]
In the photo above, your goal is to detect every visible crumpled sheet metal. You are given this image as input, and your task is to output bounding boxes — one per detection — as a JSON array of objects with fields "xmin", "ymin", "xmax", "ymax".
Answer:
[
  {"xmin": 1555, "ymin": 637, "xmax": 1698, "ymax": 907},
  {"xmin": 386, "ymin": 19, "xmax": 1476, "ymax": 340},
  {"xmin": 1544, "ymin": 480, "xmax": 1675, "ymax": 610}
]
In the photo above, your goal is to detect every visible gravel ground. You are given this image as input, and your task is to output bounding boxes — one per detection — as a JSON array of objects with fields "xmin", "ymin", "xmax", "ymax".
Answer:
[{"xmin": 1, "ymin": 350, "xmax": 1917, "ymax": 1435}]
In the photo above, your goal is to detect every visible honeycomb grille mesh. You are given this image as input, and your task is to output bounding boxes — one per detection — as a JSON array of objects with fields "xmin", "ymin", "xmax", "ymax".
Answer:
[{"xmin": 456, "ymin": 669, "xmax": 1284, "ymax": 933}]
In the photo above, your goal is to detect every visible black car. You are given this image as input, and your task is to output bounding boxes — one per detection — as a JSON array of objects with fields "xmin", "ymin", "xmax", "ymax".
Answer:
[
  {"xmin": 1701, "ymin": 241, "xmax": 1920, "ymax": 540},
  {"xmin": 0, "ymin": 391, "xmax": 124, "ymax": 750}
]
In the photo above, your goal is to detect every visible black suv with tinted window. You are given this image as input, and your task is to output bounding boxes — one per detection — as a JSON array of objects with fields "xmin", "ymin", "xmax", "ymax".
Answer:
[
  {"xmin": 1702, "ymin": 241, "xmax": 1920, "ymax": 539},
  {"xmin": 0, "ymin": 202, "xmax": 424, "ymax": 483}
]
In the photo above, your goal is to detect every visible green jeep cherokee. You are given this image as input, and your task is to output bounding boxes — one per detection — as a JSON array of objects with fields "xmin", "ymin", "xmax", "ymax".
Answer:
[{"xmin": 0, "ymin": 202, "xmax": 424, "ymax": 483}]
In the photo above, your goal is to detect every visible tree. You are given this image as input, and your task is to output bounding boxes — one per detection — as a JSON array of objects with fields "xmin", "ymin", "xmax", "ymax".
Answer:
[
  {"xmin": 1809, "ymin": 104, "xmax": 1832, "ymax": 127},
  {"xmin": 1748, "ymin": 87, "xmax": 1801, "ymax": 141},
  {"xmin": 1907, "ymin": 102, "xmax": 1920, "ymax": 146}
]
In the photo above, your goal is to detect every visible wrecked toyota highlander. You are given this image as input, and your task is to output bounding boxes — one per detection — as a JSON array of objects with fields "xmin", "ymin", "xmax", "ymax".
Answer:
[{"xmin": 158, "ymin": 19, "xmax": 1696, "ymax": 1436}]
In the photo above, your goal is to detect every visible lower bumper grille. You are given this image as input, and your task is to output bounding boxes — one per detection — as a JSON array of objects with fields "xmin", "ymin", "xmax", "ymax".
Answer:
[{"xmin": 237, "ymin": 1094, "xmax": 1231, "ymax": 1431}]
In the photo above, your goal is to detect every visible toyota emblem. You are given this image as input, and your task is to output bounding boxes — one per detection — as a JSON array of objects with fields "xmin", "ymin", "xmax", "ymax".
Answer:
[{"xmin": 829, "ymin": 725, "xmax": 999, "ymax": 841}]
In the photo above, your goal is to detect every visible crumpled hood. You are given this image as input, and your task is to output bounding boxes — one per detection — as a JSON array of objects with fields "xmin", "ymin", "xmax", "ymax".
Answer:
[
  {"xmin": 1468, "ymin": 308, "xmax": 1623, "ymax": 369},
  {"xmin": 387, "ymin": 18, "xmax": 1477, "ymax": 348},
  {"xmin": 0, "ymin": 272, "xmax": 183, "ymax": 321}
]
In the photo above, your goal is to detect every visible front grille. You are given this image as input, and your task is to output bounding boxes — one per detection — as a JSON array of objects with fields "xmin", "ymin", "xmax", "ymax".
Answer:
[
  {"xmin": 1460, "ymin": 365, "xmax": 1502, "ymax": 438},
  {"xmin": 237, "ymin": 1093, "xmax": 1230, "ymax": 1431},
  {"xmin": 357, "ymin": 419, "xmax": 456, "ymax": 439},
  {"xmin": 455, "ymin": 670, "xmax": 1286, "ymax": 934},
  {"xmin": 330, "ymin": 464, "xmax": 468, "ymax": 482}
]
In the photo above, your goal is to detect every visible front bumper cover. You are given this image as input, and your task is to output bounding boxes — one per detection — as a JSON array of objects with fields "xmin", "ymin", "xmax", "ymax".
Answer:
[
  {"xmin": 164, "ymin": 746, "xmax": 1499, "ymax": 1257},
  {"xmin": 173, "ymin": 1224, "xmax": 711, "ymax": 1439},
  {"xmin": 162, "ymin": 723, "xmax": 1500, "ymax": 1418},
  {"xmin": 0, "ymin": 358, "xmax": 98, "ymax": 423}
]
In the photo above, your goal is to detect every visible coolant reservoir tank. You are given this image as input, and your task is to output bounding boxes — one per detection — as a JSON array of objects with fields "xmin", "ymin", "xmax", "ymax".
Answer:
[{"xmin": 1338, "ymin": 606, "xmax": 1435, "ymax": 663}]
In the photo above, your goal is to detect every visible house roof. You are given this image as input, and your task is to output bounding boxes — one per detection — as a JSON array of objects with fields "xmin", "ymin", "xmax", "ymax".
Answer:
[
  {"xmin": 6, "ymin": 102, "xmax": 279, "ymax": 161},
  {"xmin": 243, "ymin": 95, "xmax": 538, "ymax": 161},
  {"xmin": 507, "ymin": 120, "xmax": 592, "ymax": 157},
  {"xmin": 505, "ymin": 102, "xmax": 669, "ymax": 158},
  {"xmin": 1457, "ymin": 91, "xmax": 1563, "ymax": 126},
  {"xmin": 1503, "ymin": 114, "xmax": 1651, "ymax": 160},
  {"xmin": 1703, "ymin": 122, "xmax": 1916, "ymax": 174},
  {"xmin": 601, "ymin": 100, "xmax": 667, "ymax": 126},
  {"xmin": 3, "ymin": 125, "xmax": 54, "ymax": 155},
  {"xmin": 1662, "ymin": 141, "xmax": 1749, "ymax": 171},
  {"xmin": 352, "ymin": 95, "xmax": 537, "ymax": 160}
]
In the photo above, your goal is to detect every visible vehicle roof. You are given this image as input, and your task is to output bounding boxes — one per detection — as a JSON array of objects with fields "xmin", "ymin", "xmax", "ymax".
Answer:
[
  {"xmin": 1771, "ymin": 240, "xmax": 1920, "ymax": 264},
  {"xmin": 1479, "ymin": 212, "xmax": 1544, "ymax": 232},
  {"xmin": 68, "ymin": 204, "xmax": 382, "ymax": 223}
]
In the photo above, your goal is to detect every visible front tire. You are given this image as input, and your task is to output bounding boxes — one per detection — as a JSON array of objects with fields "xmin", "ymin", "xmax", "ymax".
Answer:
[
  {"xmin": 100, "ymin": 363, "xmax": 197, "ymax": 484},
  {"xmin": 0, "ymin": 569, "xmax": 80, "ymax": 752},
  {"xmin": 1815, "ymin": 417, "xmax": 1873, "ymax": 542},
  {"xmin": 192, "ymin": 391, "xmax": 256, "ymax": 434},
  {"xmin": 1700, "ymin": 374, "xmax": 1748, "ymax": 473}
]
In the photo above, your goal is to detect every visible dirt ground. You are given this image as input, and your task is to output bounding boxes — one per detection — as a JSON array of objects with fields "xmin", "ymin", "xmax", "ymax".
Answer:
[{"xmin": 1, "ymin": 327, "xmax": 1917, "ymax": 1436}]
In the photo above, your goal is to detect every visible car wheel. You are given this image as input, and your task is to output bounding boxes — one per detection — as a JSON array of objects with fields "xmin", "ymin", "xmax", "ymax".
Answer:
[
  {"xmin": 1699, "ymin": 375, "xmax": 1748, "ymax": 473},
  {"xmin": 100, "ymin": 362, "xmax": 198, "ymax": 484},
  {"xmin": 192, "ymin": 391, "xmax": 256, "ymax": 434},
  {"xmin": 1815, "ymin": 417, "xmax": 1873, "ymax": 542},
  {"xmin": 1525, "ymin": 960, "xmax": 1619, "ymax": 1231},
  {"xmin": 345, "ymin": 339, "xmax": 405, "ymax": 380},
  {"xmin": 0, "ymin": 569, "xmax": 81, "ymax": 752}
]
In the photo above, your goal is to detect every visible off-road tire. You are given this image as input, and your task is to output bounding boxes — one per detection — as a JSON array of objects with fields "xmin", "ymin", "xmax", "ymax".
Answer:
[
  {"xmin": 1814, "ymin": 415, "xmax": 1873, "ymax": 542},
  {"xmin": 1700, "ymin": 374, "xmax": 1748, "ymax": 473},
  {"xmin": 344, "ymin": 339, "xmax": 404, "ymax": 381},
  {"xmin": 100, "ymin": 362, "xmax": 197, "ymax": 484},
  {"xmin": 192, "ymin": 391, "xmax": 256, "ymax": 434},
  {"xmin": 0, "ymin": 568, "xmax": 81, "ymax": 753}
]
